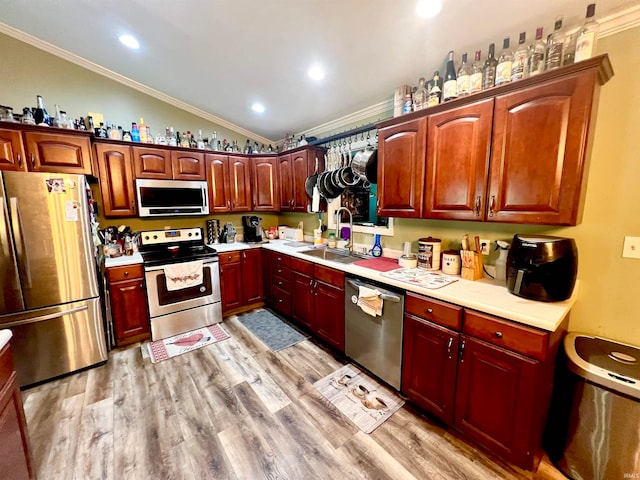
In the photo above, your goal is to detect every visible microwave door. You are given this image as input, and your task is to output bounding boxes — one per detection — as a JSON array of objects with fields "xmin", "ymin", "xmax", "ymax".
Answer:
[{"xmin": 0, "ymin": 183, "xmax": 25, "ymax": 314}]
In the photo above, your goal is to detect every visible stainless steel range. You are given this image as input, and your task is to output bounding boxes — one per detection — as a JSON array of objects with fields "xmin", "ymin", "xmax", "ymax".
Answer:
[{"xmin": 139, "ymin": 228, "xmax": 222, "ymax": 340}]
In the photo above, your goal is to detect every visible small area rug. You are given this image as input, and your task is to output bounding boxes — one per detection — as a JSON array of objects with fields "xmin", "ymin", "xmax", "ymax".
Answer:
[
  {"xmin": 313, "ymin": 364, "xmax": 405, "ymax": 434},
  {"xmin": 238, "ymin": 309, "xmax": 308, "ymax": 352},
  {"xmin": 146, "ymin": 324, "xmax": 229, "ymax": 363}
]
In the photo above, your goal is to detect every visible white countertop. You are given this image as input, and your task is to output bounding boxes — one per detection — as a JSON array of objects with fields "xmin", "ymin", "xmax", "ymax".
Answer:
[
  {"xmin": 0, "ymin": 330, "xmax": 13, "ymax": 351},
  {"xmin": 104, "ymin": 239, "xmax": 575, "ymax": 332}
]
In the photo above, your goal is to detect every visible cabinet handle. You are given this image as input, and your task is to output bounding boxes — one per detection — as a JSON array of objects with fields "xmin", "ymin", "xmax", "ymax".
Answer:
[
  {"xmin": 139, "ymin": 283, "xmax": 143, "ymax": 289},
  {"xmin": 30, "ymin": 153, "xmax": 35, "ymax": 169},
  {"xmin": 489, "ymin": 195, "xmax": 496, "ymax": 217},
  {"xmin": 227, "ymin": 200, "xmax": 231, "ymax": 208},
  {"xmin": 475, "ymin": 195, "xmax": 481, "ymax": 216},
  {"xmin": 131, "ymin": 201, "xmax": 135, "ymax": 210},
  {"xmin": 447, "ymin": 337, "xmax": 454, "ymax": 359},
  {"xmin": 17, "ymin": 153, "xmax": 22, "ymax": 168},
  {"xmin": 277, "ymin": 268, "xmax": 282, "ymax": 274},
  {"xmin": 459, "ymin": 339, "xmax": 466, "ymax": 363},
  {"xmin": 495, "ymin": 331, "xmax": 503, "ymax": 338},
  {"xmin": 425, "ymin": 308, "xmax": 433, "ymax": 314},
  {"xmin": 243, "ymin": 252, "xmax": 246, "ymax": 260}
]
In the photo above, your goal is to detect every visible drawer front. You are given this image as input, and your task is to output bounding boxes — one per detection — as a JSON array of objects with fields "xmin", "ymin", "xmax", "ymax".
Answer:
[
  {"xmin": 272, "ymin": 276, "xmax": 291, "ymax": 292},
  {"xmin": 271, "ymin": 285, "xmax": 291, "ymax": 317},
  {"xmin": 463, "ymin": 310, "xmax": 549, "ymax": 361},
  {"xmin": 290, "ymin": 257, "xmax": 314, "ymax": 276},
  {"xmin": 271, "ymin": 253, "xmax": 291, "ymax": 268},
  {"xmin": 314, "ymin": 264, "xmax": 344, "ymax": 287},
  {"xmin": 406, "ymin": 292, "xmax": 462, "ymax": 330},
  {"xmin": 219, "ymin": 251, "xmax": 241, "ymax": 265},
  {"xmin": 106, "ymin": 264, "xmax": 144, "ymax": 282},
  {"xmin": 271, "ymin": 264, "xmax": 291, "ymax": 280}
]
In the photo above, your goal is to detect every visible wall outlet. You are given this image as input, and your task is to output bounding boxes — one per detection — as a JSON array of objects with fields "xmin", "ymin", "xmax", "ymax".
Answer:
[
  {"xmin": 479, "ymin": 239, "xmax": 491, "ymax": 255},
  {"xmin": 622, "ymin": 236, "xmax": 640, "ymax": 259}
]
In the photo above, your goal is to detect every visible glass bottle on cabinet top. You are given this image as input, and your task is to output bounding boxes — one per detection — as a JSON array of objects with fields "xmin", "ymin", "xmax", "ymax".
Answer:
[
  {"xmin": 427, "ymin": 71, "xmax": 442, "ymax": 107},
  {"xmin": 469, "ymin": 50, "xmax": 483, "ymax": 94},
  {"xmin": 574, "ymin": 3, "xmax": 599, "ymax": 62},
  {"xmin": 495, "ymin": 38, "xmax": 512, "ymax": 86},
  {"xmin": 443, "ymin": 51, "xmax": 458, "ymax": 101},
  {"xmin": 510, "ymin": 32, "xmax": 528, "ymax": 82},
  {"xmin": 528, "ymin": 27, "xmax": 546, "ymax": 76},
  {"xmin": 545, "ymin": 16, "xmax": 565, "ymax": 70},
  {"xmin": 456, "ymin": 52, "xmax": 470, "ymax": 96},
  {"xmin": 412, "ymin": 77, "xmax": 428, "ymax": 111},
  {"xmin": 482, "ymin": 43, "xmax": 498, "ymax": 90}
]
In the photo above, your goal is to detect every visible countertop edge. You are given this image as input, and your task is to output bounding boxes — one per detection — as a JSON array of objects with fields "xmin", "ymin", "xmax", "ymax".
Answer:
[{"xmin": 0, "ymin": 329, "xmax": 13, "ymax": 351}]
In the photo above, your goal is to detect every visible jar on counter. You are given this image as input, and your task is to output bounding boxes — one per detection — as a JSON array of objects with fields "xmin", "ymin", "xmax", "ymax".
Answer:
[{"xmin": 418, "ymin": 237, "xmax": 441, "ymax": 270}]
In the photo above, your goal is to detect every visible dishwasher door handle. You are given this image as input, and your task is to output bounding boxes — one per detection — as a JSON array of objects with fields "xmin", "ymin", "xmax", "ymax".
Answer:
[{"xmin": 346, "ymin": 279, "xmax": 401, "ymax": 302}]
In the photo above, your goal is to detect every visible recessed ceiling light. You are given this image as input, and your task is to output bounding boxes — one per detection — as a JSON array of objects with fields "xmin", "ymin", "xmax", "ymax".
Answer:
[
  {"xmin": 119, "ymin": 34, "xmax": 140, "ymax": 49},
  {"xmin": 416, "ymin": 0, "xmax": 442, "ymax": 18},
  {"xmin": 308, "ymin": 64, "xmax": 325, "ymax": 81},
  {"xmin": 251, "ymin": 102, "xmax": 265, "ymax": 113}
]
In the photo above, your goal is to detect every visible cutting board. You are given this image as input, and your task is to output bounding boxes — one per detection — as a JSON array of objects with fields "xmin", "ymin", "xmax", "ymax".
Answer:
[{"xmin": 352, "ymin": 257, "xmax": 399, "ymax": 272}]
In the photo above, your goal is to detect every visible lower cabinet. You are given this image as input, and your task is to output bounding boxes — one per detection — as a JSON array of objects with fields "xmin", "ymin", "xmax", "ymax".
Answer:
[
  {"xmin": 106, "ymin": 264, "xmax": 150, "ymax": 346},
  {"xmin": 402, "ymin": 292, "xmax": 565, "ymax": 470},
  {"xmin": 270, "ymin": 252, "xmax": 292, "ymax": 317},
  {"xmin": 219, "ymin": 248, "xmax": 263, "ymax": 315},
  {"xmin": 0, "ymin": 342, "xmax": 34, "ymax": 480}
]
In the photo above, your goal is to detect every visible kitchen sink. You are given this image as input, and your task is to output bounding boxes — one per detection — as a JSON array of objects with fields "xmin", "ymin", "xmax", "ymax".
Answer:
[{"xmin": 300, "ymin": 247, "xmax": 372, "ymax": 264}]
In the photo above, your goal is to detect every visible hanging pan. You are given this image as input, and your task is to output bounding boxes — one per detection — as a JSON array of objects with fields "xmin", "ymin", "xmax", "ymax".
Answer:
[
  {"xmin": 351, "ymin": 147, "xmax": 378, "ymax": 184},
  {"xmin": 305, "ymin": 157, "xmax": 319, "ymax": 198}
]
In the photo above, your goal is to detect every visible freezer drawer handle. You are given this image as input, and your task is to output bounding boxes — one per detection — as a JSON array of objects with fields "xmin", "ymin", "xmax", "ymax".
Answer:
[
  {"xmin": 346, "ymin": 279, "xmax": 401, "ymax": 302},
  {"xmin": 2, "ymin": 304, "xmax": 89, "ymax": 328}
]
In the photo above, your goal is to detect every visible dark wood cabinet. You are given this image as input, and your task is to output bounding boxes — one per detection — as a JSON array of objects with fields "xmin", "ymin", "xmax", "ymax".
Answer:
[
  {"xmin": 132, "ymin": 146, "xmax": 172, "ymax": 179},
  {"xmin": 22, "ymin": 130, "xmax": 92, "ymax": 174},
  {"xmin": 454, "ymin": 335, "xmax": 539, "ymax": 468},
  {"xmin": 424, "ymin": 99, "xmax": 493, "ymax": 221},
  {"xmin": 171, "ymin": 151, "xmax": 206, "ymax": 180},
  {"xmin": 219, "ymin": 249, "xmax": 263, "ymax": 315},
  {"xmin": 291, "ymin": 264, "xmax": 314, "ymax": 330},
  {"xmin": 0, "ymin": 128, "xmax": 26, "ymax": 171},
  {"xmin": 313, "ymin": 265, "xmax": 345, "ymax": 351},
  {"xmin": 261, "ymin": 249, "xmax": 272, "ymax": 304},
  {"xmin": 278, "ymin": 147, "xmax": 322, "ymax": 212},
  {"xmin": 487, "ymin": 71, "xmax": 599, "ymax": 225},
  {"xmin": 94, "ymin": 143, "xmax": 137, "ymax": 217},
  {"xmin": 377, "ymin": 117, "xmax": 426, "ymax": 218},
  {"xmin": 271, "ymin": 252, "xmax": 292, "ymax": 317},
  {"xmin": 106, "ymin": 264, "xmax": 150, "ymax": 346},
  {"xmin": 206, "ymin": 154, "xmax": 252, "ymax": 213},
  {"xmin": 0, "ymin": 342, "xmax": 34, "ymax": 480},
  {"xmin": 278, "ymin": 153, "xmax": 294, "ymax": 210},
  {"xmin": 252, "ymin": 156, "xmax": 279, "ymax": 212},
  {"xmin": 228, "ymin": 156, "xmax": 252, "ymax": 211}
]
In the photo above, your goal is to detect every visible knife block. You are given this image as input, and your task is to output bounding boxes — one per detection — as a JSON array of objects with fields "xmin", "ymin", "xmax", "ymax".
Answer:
[{"xmin": 461, "ymin": 251, "xmax": 484, "ymax": 281}]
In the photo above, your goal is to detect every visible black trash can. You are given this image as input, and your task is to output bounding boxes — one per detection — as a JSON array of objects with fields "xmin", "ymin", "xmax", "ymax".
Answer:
[{"xmin": 546, "ymin": 333, "xmax": 640, "ymax": 480}]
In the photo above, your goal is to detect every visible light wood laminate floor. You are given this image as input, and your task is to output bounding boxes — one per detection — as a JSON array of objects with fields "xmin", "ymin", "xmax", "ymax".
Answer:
[{"xmin": 22, "ymin": 313, "xmax": 564, "ymax": 480}]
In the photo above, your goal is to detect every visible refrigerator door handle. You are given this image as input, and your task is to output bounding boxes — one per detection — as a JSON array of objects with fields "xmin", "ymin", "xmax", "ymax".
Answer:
[
  {"xmin": 9, "ymin": 197, "xmax": 32, "ymax": 287},
  {"xmin": 1, "ymin": 304, "xmax": 89, "ymax": 328},
  {"xmin": 0, "ymin": 197, "xmax": 11, "ymax": 257}
]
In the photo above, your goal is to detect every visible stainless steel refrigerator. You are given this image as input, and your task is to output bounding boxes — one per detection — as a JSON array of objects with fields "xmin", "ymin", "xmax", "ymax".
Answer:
[{"xmin": 0, "ymin": 171, "xmax": 107, "ymax": 387}]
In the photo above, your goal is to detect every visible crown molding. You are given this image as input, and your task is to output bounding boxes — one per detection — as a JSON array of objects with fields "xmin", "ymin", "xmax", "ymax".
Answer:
[
  {"xmin": 0, "ymin": 22, "xmax": 275, "ymax": 145},
  {"xmin": 599, "ymin": 4, "xmax": 640, "ymax": 38}
]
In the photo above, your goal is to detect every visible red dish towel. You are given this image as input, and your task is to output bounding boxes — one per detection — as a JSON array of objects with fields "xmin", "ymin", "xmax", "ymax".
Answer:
[{"xmin": 352, "ymin": 257, "xmax": 399, "ymax": 272}]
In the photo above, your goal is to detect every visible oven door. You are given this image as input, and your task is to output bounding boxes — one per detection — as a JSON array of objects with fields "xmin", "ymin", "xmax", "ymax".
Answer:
[{"xmin": 144, "ymin": 258, "xmax": 221, "ymax": 318}]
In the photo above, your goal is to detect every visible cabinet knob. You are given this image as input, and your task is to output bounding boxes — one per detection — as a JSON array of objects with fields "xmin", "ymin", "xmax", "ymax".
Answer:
[
  {"xmin": 426, "ymin": 308, "xmax": 433, "ymax": 314},
  {"xmin": 278, "ymin": 299, "xmax": 283, "ymax": 303},
  {"xmin": 124, "ymin": 271, "xmax": 129, "ymax": 276},
  {"xmin": 278, "ymin": 281, "xmax": 282, "ymax": 286},
  {"xmin": 495, "ymin": 331, "xmax": 503, "ymax": 338}
]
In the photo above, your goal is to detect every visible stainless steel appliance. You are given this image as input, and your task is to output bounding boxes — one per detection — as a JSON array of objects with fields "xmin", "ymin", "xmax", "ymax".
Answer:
[
  {"xmin": 139, "ymin": 228, "xmax": 222, "ymax": 340},
  {"xmin": 344, "ymin": 275, "xmax": 404, "ymax": 389},
  {"xmin": 136, "ymin": 179, "xmax": 209, "ymax": 217},
  {"xmin": 0, "ymin": 171, "xmax": 107, "ymax": 387},
  {"xmin": 241, "ymin": 215, "xmax": 263, "ymax": 243}
]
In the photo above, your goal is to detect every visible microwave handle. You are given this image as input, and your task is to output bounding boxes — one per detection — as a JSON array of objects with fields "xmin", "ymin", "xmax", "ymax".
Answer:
[{"xmin": 202, "ymin": 184, "xmax": 208, "ymax": 210}]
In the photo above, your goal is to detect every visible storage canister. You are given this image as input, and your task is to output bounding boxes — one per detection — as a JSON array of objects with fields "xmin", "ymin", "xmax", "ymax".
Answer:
[
  {"xmin": 442, "ymin": 249, "xmax": 461, "ymax": 275},
  {"xmin": 418, "ymin": 237, "xmax": 441, "ymax": 270}
]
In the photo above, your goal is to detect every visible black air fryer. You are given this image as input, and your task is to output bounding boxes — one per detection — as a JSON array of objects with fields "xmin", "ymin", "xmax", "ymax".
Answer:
[{"xmin": 506, "ymin": 235, "xmax": 578, "ymax": 302}]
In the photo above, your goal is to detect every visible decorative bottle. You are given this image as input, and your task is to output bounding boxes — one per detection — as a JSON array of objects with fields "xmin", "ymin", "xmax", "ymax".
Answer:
[
  {"xmin": 574, "ymin": 4, "xmax": 599, "ymax": 62},
  {"xmin": 495, "ymin": 38, "xmax": 513, "ymax": 86},
  {"xmin": 545, "ymin": 17, "xmax": 565, "ymax": 70},
  {"xmin": 456, "ymin": 53, "xmax": 470, "ymax": 96},
  {"xmin": 482, "ymin": 43, "xmax": 498, "ymax": 90},
  {"xmin": 469, "ymin": 50, "xmax": 483, "ymax": 94},
  {"xmin": 510, "ymin": 32, "xmax": 528, "ymax": 82},
  {"xmin": 443, "ymin": 51, "xmax": 458, "ymax": 101}
]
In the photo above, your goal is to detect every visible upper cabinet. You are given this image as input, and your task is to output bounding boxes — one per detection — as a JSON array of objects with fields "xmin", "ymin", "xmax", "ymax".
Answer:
[
  {"xmin": 171, "ymin": 151, "xmax": 206, "ymax": 180},
  {"xmin": 377, "ymin": 55, "xmax": 613, "ymax": 226},
  {"xmin": 279, "ymin": 147, "xmax": 323, "ymax": 213},
  {"xmin": 94, "ymin": 142, "xmax": 137, "ymax": 217},
  {"xmin": 0, "ymin": 124, "xmax": 92, "ymax": 174},
  {"xmin": 132, "ymin": 146, "xmax": 172, "ymax": 179},
  {"xmin": 205, "ymin": 153, "xmax": 252, "ymax": 213},
  {"xmin": 377, "ymin": 117, "xmax": 426, "ymax": 218},
  {"xmin": 252, "ymin": 156, "xmax": 279, "ymax": 212}
]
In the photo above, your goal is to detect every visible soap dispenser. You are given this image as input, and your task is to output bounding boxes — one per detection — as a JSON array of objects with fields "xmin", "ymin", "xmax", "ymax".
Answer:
[{"xmin": 371, "ymin": 234, "xmax": 383, "ymax": 257}]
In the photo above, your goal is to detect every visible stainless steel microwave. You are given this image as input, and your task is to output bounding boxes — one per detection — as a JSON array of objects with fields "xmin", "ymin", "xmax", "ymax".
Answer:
[{"xmin": 136, "ymin": 179, "xmax": 209, "ymax": 217}]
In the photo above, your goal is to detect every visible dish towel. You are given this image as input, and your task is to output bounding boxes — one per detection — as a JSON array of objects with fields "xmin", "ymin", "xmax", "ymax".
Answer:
[
  {"xmin": 164, "ymin": 260, "xmax": 203, "ymax": 291},
  {"xmin": 357, "ymin": 285, "xmax": 383, "ymax": 317}
]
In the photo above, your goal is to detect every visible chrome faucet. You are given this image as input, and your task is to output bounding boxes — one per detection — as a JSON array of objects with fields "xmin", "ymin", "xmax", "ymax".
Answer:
[{"xmin": 335, "ymin": 207, "xmax": 353, "ymax": 254}]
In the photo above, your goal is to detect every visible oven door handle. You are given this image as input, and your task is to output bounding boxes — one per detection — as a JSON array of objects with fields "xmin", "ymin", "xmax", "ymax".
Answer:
[
  {"xmin": 346, "ymin": 279, "xmax": 401, "ymax": 302},
  {"xmin": 144, "ymin": 259, "xmax": 218, "ymax": 272}
]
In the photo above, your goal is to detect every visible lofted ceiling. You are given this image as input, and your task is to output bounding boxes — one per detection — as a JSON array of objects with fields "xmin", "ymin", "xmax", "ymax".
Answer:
[{"xmin": 0, "ymin": 0, "xmax": 637, "ymax": 142}]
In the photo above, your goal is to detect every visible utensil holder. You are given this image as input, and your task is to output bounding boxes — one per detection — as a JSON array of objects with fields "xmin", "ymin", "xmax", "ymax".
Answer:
[{"xmin": 460, "ymin": 251, "xmax": 483, "ymax": 281}]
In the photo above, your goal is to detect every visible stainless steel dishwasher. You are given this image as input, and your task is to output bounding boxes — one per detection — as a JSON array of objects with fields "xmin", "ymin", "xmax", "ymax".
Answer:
[{"xmin": 345, "ymin": 275, "xmax": 404, "ymax": 390}]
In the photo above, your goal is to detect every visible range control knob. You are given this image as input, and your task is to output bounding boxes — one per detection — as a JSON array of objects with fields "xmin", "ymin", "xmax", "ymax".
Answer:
[
  {"xmin": 144, "ymin": 236, "xmax": 149, "ymax": 240},
  {"xmin": 188, "ymin": 232, "xmax": 193, "ymax": 237},
  {"xmin": 153, "ymin": 235, "xmax": 158, "ymax": 239}
]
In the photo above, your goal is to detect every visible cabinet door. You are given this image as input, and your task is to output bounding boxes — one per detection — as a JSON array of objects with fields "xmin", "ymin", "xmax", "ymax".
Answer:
[
  {"xmin": 487, "ymin": 71, "xmax": 597, "ymax": 225},
  {"xmin": 23, "ymin": 131, "xmax": 92, "ymax": 174},
  {"xmin": 110, "ymin": 278, "xmax": 150, "ymax": 346},
  {"xmin": 252, "ymin": 156, "xmax": 279, "ymax": 211},
  {"xmin": 228, "ymin": 155, "xmax": 252, "ymax": 211},
  {"xmin": 171, "ymin": 151, "xmax": 205, "ymax": 180},
  {"xmin": 94, "ymin": 143, "xmax": 137, "ymax": 217},
  {"xmin": 132, "ymin": 146, "xmax": 172, "ymax": 179},
  {"xmin": 220, "ymin": 260, "xmax": 243, "ymax": 312},
  {"xmin": 291, "ymin": 270, "xmax": 314, "ymax": 329},
  {"xmin": 278, "ymin": 154, "xmax": 293, "ymax": 211},
  {"xmin": 206, "ymin": 153, "xmax": 231, "ymax": 213},
  {"xmin": 241, "ymin": 249, "xmax": 263, "ymax": 304},
  {"xmin": 261, "ymin": 249, "xmax": 272, "ymax": 304},
  {"xmin": 454, "ymin": 335, "xmax": 539, "ymax": 468},
  {"xmin": 402, "ymin": 314, "xmax": 458, "ymax": 424},
  {"xmin": 314, "ymin": 280, "xmax": 345, "ymax": 351},
  {"xmin": 377, "ymin": 117, "xmax": 426, "ymax": 218},
  {"xmin": 425, "ymin": 99, "xmax": 493, "ymax": 220},
  {"xmin": 0, "ymin": 129, "xmax": 26, "ymax": 171},
  {"xmin": 291, "ymin": 151, "xmax": 311, "ymax": 212}
]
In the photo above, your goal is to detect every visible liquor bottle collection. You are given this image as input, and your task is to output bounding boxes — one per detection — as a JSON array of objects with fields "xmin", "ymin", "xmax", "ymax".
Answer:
[{"xmin": 395, "ymin": 4, "xmax": 600, "ymax": 116}]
